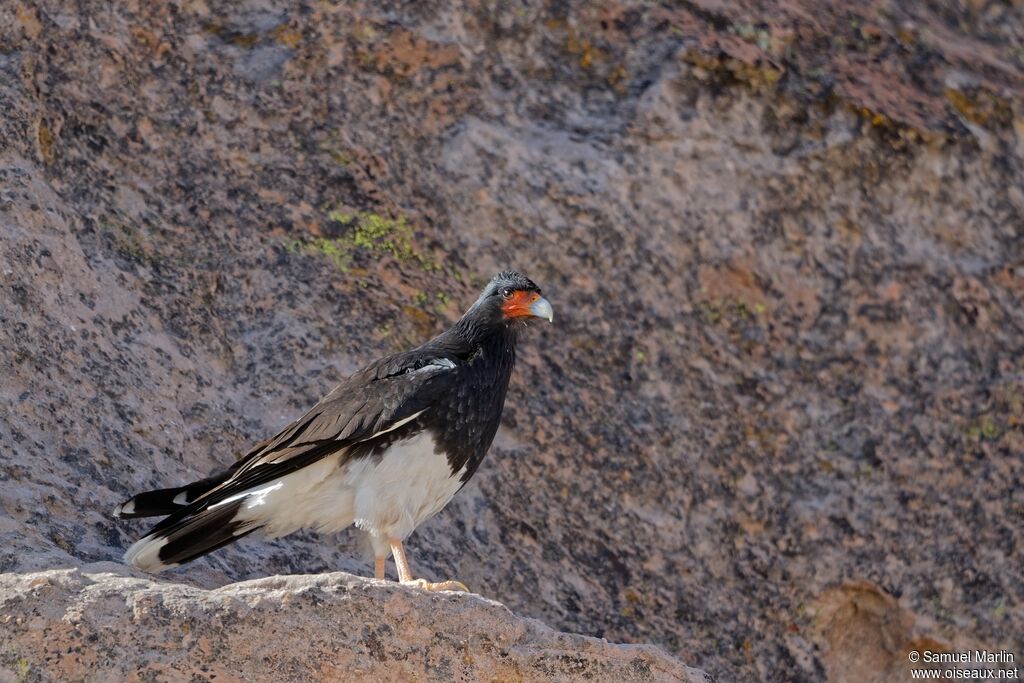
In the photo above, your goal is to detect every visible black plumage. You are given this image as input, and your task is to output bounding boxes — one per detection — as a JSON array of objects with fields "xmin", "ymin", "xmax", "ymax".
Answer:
[{"xmin": 115, "ymin": 270, "xmax": 552, "ymax": 588}]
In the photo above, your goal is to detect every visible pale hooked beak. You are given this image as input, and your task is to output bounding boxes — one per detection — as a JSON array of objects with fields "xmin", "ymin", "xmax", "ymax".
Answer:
[{"xmin": 529, "ymin": 296, "xmax": 554, "ymax": 322}]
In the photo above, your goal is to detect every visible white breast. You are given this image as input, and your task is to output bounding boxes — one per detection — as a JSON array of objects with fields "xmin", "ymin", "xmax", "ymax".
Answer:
[{"xmin": 347, "ymin": 431, "xmax": 465, "ymax": 541}]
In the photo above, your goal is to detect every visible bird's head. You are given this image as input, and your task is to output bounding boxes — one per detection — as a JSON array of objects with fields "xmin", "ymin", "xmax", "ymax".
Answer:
[{"xmin": 462, "ymin": 270, "xmax": 553, "ymax": 331}]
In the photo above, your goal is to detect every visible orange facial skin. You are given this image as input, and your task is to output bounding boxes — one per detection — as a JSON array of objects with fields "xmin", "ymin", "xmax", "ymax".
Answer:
[{"xmin": 501, "ymin": 290, "xmax": 542, "ymax": 318}]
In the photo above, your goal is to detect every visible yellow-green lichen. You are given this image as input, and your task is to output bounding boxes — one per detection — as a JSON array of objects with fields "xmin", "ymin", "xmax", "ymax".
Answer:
[
  {"xmin": 12, "ymin": 657, "xmax": 30, "ymax": 683},
  {"xmin": 286, "ymin": 211, "xmax": 437, "ymax": 272},
  {"xmin": 285, "ymin": 235, "xmax": 350, "ymax": 271},
  {"xmin": 697, "ymin": 298, "xmax": 768, "ymax": 325},
  {"xmin": 965, "ymin": 416, "xmax": 1000, "ymax": 441}
]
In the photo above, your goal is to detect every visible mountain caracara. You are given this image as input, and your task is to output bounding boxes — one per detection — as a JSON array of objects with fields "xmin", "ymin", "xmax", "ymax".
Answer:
[{"xmin": 114, "ymin": 270, "xmax": 553, "ymax": 591}]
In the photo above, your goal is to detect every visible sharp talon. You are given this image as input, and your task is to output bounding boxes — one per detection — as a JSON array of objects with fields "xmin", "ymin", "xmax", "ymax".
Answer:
[
  {"xmin": 433, "ymin": 580, "xmax": 470, "ymax": 593},
  {"xmin": 402, "ymin": 578, "xmax": 470, "ymax": 593}
]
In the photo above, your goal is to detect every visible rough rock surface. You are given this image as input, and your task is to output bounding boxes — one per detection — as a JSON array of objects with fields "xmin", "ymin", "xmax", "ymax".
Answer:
[
  {"xmin": 0, "ymin": 1, "xmax": 1022, "ymax": 681},
  {"xmin": 0, "ymin": 566, "xmax": 707, "ymax": 682}
]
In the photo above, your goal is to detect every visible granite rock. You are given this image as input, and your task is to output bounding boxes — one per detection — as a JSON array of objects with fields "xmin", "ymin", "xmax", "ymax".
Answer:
[
  {"xmin": 0, "ymin": 566, "xmax": 707, "ymax": 682},
  {"xmin": 0, "ymin": 1, "xmax": 1022, "ymax": 681}
]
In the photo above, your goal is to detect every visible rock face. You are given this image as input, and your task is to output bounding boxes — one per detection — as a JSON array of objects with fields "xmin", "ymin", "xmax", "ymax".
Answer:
[
  {"xmin": 0, "ymin": 566, "xmax": 707, "ymax": 682},
  {"xmin": 0, "ymin": 0, "xmax": 1022, "ymax": 681}
]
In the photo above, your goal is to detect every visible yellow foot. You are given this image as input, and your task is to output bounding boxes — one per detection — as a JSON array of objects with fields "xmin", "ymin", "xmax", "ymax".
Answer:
[{"xmin": 401, "ymin": 578, "xmax": 470, "ymax": 593}]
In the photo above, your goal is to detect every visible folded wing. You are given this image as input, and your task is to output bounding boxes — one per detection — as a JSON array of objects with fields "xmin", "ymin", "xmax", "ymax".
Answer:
[{"xmin": 122, "ymin": 353, "xmax": 459, "ymax": 571}]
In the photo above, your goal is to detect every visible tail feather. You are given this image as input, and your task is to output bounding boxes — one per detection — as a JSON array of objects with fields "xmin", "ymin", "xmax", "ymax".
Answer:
[
  {"xmin": 113, "ymin": 486, "xmax": 190, "ymax": 518},
  {"xmin": 124, "ymin": 499, "xmax": 262, "ymax": 572},
  {"xmin": 113, "ymin": 471, "xmax": 232, "ymax": 519}
]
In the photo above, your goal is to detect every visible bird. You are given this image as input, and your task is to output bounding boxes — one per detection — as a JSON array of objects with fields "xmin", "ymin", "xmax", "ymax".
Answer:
[{"xmin": 114, "ymin": 270, "xmax": 553, "ymax": 591}]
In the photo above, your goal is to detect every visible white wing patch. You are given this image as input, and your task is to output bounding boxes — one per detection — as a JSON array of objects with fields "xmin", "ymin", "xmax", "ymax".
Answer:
[
  {"xmin": 411, "ymin": 358, "xmax": 455, "ymax": 373},
  {"xmin": 356, "ymin": 409, "xmax": 426, "ymax": 442},
  {"xmin": 209, "ymin": 481, "xmax": 284, "ymax": 510}
]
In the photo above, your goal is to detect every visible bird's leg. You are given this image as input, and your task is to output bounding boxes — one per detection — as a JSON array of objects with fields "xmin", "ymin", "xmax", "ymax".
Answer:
[
  {"xmin": 374, "ymin": 555, "xmax": 386, "ymax": 580},
  {"xmin": 388, "ymin": 538, "xmax": 469, "ymax": 592},
  {"xmin": 390, "ymin": 537, "xmax": 413, "ymax": 582}
]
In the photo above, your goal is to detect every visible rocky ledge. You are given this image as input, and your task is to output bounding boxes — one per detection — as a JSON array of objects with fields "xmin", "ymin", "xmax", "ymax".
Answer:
[{"xmin": 0, "ymin": 566, "xmax": 708, "ymax": 682}]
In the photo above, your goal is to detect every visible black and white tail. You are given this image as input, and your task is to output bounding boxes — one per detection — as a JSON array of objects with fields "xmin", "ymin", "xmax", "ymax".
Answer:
[
  {"xmin": 116, "ymin": 440, "xmax": 340, "ymax": 572},
  {"xmin": 123, "ymin": 499, "xmax": 263, "ymax": 572},
  {"xmin": 115, "ymin": 466, "xmax": 259, "ymax": 572}
]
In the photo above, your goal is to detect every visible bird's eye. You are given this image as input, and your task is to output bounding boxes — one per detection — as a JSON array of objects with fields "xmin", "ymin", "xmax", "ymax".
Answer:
[{"xmin": 500, "ymin": 288, "xmax": 512, "ymax": 299}]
